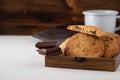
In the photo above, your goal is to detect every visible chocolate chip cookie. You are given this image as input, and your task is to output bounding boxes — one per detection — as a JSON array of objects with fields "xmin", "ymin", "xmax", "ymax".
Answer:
[
  {"xmin": 59, "ymin": 38, "xmax": 70, "ymax": 55},
  {"xmin": 64, "ymin": 33, "xmax": 104, "ymax": 58},
  {"xmin": 103, "ymin": 32, "xmax": 120, "ymax": 58},
  {"xmin": 67, "ymin": 25, "xmax": 105, "ymax": 37}
]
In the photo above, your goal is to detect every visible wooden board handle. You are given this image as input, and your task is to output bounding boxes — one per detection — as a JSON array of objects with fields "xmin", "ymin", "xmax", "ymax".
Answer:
[{"xmin": 75, "ymin": 57, "xmax": 86, "ymax": 63}]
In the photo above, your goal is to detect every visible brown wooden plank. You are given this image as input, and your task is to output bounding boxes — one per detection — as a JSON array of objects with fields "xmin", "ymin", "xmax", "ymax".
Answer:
[
  {"xmin": 45, "ymin": 56, "xmax": 116, "ymax": 71},
  {"xmin": 0, "ymin": 11, "xmax": 83, "ymax": 35},
  {"xmin": 0, "ymin": 0, "xmax": 120, "ymax": 34},
  {"xmin": 114, "ymin": 53, "xmax": 120, "ymax": 69},
  {"xmin": 0, "ymin": 0, "xmax": 120, "ymax": 12},
  {"xmin": 0, "ymin": 0, "xmax": 69, "ymax": 12}
]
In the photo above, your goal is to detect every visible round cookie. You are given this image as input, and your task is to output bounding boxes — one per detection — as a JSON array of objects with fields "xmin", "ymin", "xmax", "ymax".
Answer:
[
  {"xmin": 59, "ymin": 38, "xmax": 70, "ymax": 55},
  {"xmin": 64, "ymin": 33, "xmax": 104, "ymax": 58},
  {"xmin": 111, "ymin": 33, "xmax": 120, "ymax": 51},
  {"xmin": 117, "ymin": 35, "xmax": 120, "ymax": 50},
  {"xmin": 67, "ymin": 25, "xmax": 105, "ymax": 37},
  {"xmin": 103, "ymin": 32, "xmax": 120, "ymax": 58}
]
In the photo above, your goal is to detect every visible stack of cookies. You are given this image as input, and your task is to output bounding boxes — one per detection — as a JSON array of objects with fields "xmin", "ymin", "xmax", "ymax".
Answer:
[{"xmin": 60, "ymin": 25, "xmax": 120, "ymax": 58}]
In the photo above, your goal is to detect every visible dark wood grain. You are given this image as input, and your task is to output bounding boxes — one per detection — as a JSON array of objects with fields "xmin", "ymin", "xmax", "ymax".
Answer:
[
  {"xmin": 45, "ymin": 53, "xmax": 120, "ymax": 71},
  {"xmin": 0, "ymin": 0, "xmax": 120, "ymax": 34}
]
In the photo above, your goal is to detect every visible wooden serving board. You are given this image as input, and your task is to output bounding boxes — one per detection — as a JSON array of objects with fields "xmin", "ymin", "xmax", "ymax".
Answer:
[{"xmin": 45, "ymin": 53, "xmax": 120, "ymax": 71}]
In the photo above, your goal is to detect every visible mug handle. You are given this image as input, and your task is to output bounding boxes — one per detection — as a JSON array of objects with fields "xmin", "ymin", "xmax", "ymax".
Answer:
[
  {"xmin": 116, "ymin": 16, "xmax": 120, "ymax": 18},
  {"xmin": 115, "ymin": 16, "xmax": 120, "ymax": 31}
]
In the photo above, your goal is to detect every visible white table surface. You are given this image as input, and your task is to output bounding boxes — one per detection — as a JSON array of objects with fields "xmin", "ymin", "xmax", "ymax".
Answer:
[{"xmin": 0, "ymin": 35, "xmax": 120, "ymax": 80}]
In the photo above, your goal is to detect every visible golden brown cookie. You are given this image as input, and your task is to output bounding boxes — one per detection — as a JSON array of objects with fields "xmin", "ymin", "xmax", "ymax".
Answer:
[
  {"xmin": 59, "ymin": 38, "xmax": 70, "ymax": 55},
  {"xmin": 67, "ymin": 25, "xmax": 105, "ymax": 37},
  {"xmin": 111, "ymin": 33, "xmax": 120, "ymax": 51},
  {"xmin": 103, "ymin": 32, "xmax": 120, "ymax": 58},
  {"xmin": 64, "ymin": 33, "xmax": 104, "ymax": 58},
  {"xmin": 117, "ymin": 36, "xmax": 120, "ymax": 50}
]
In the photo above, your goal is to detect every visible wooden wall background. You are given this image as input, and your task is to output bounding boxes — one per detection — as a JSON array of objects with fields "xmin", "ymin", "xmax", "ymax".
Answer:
[{"xmin": 0, "ymin": 0, "xmax": 120, "ymax": 35}]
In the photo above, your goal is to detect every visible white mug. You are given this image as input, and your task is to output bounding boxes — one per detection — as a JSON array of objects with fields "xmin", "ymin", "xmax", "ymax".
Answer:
[{"xmin": 82, "ymin": 10, "xmax": 120, "ymax": 32}]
